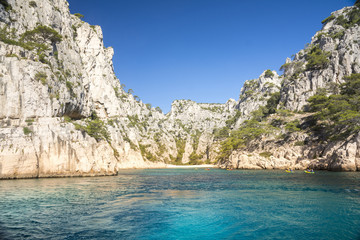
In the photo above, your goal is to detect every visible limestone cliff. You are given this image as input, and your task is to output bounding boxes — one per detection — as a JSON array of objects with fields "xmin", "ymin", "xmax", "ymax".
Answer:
[
  {"xmin": 0, "ymin": 0, "xmax": 359, "ymax": 179},
  {"xmin": 221, "ymin": 5, "xmax": 360, "ymax": 172},
  {"xmin": 0, "ymin": 0, "xmax": 244, "ymax": 178},
  {"xmin": 234, "ymin": 70, "xmax": 281, "ymax": 127},
  {"xmin": 280, "ymin": 6, "xmax": 360, "ymax": 111}
]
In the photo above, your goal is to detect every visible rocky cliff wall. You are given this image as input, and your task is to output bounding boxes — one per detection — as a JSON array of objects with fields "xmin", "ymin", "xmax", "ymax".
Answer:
[
  {"xmin": 0, "ymin": 0, "xmax": 248, "ymax": 178},
  {"xmin": 0, "ymin": 0, "xmax": 359, "ymax": 179},
  {"xmin": 280, "ymin": 7, "xmax": 360, "ymax": 111},
  {"xmin": 221, "ymin": 5, "xmax": 360, "ymax": 172},
  {"xmin": 0, "ymin": 0, "xmax": 166, "ymax": 178}
]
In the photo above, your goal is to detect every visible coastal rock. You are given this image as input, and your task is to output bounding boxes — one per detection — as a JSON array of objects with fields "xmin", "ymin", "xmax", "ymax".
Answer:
[
  {"xmin": 235, "ymin": 70, "xmax": 281, "ymax": 125},
  {"xmin": 0, "ymin": 0, "xmax": 359, "ymax": 179},
  {"xmin": 280, "ymin": 7, "xmax": 360, "ymax": 111}
]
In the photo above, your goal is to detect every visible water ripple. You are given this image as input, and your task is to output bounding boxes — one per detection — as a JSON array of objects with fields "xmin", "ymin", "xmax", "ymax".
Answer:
[{"xmin": 0, "ymin": 169, "xmax": 359, "ymax": 239}]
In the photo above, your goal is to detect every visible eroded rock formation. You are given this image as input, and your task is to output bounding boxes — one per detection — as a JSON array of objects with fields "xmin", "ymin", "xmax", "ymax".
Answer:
[{"xmin": 0, "ymin": 0, "xmax": 359, "ymax": 178}]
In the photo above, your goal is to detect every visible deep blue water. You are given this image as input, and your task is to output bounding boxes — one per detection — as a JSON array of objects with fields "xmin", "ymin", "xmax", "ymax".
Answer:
[{"xmin": 0, "ymin": 169, "xmax": 359, "ymax": 240}]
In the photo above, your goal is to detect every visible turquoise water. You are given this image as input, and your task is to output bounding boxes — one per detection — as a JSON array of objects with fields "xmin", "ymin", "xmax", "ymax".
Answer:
[{"xmin": 0, "ymin": 169, "xmax": 359, "ymax": 240}]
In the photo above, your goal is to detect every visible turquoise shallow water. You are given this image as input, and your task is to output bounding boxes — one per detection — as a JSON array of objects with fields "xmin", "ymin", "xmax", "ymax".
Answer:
[{"xmin": 0, "ymin": 169, "xmax": 359, "ymax": 240}]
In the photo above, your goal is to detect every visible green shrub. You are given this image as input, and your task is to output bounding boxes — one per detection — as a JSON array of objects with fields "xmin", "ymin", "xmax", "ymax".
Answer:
[
  {"xmin": 174, "ymin": 138, "xmax": 186, "ymax": 164},
  {"xmin": 335, "ymin": 15, "xmax": 349, "ymax": 28},
  {"xmin": 217, "ymin": 118, "xmax": 272, "ymax": 162},
  {"xmin": 356, "ymin": 0, "xmax": 360, "ymax": 8},
  {"xmin": 113, "ymin": 148, "xmax": 120, "ymax": 158},
  {"xmin": 330, "ymin": 30, "xmax": 345, "ymax": 40},
  {"xmin": 145, "ymin": 103, "xmax": 152, "ymax": 110},
  {"xmin": 201, "ymin": 105, "xmax": 222, "ymax": 113},
  {"xmin": 66, "ymin": 81, "xmax": 77, "ymax": 98},
  {"xmin": 113, "ymin": 86, "xmax": 120, "ymax": 98},
  {"xmin": 243, "ymin": 79, "xmax": 258, "ymax": 90},
  {"xmin": 225, "ymin": 110, "xmax": 241, "ymax": 127},
  {"xmin": 264, "ymin": 69, "xmax": 274, "ymax": 78},
  {"xmin": 341, "ymin": 73, "xmax": 360, "ymax": 95},
  {"xmin": 155, "ymin": 106, "xmax": 162, "ymax": 113},
  {"xmin": 65, "ymin": 69, "xmax": 72, "ymax": 78},
  {"xmin": 280, "ymin": 62, "xmax": 304, "ymax": 78},
  {"xmin": 63, "ymin": 116, "xmax": 72, "ymax": 122},
  {"xmin": 21, "ymin": 25, "xmax": 62, "ymax": 44},
  {"xmin": 107, "ymin": 119, "xmax": 115, "ymax": 127},
  {"xmin": 321, "ymin": 15, "xmax": 335, "ymax": 24},
  {"xmin": 276, "ymin": 109, "xmax": 294, "ymax": 117},
  {"xmin": 264, "ymin": 92, "xmax": 280, "ymax": 115},
  {"xmin": 155, "ymin": 142, "xmax": 166, "ymax": 156},
  {"xmin": 244, "ymin": 90, "xmax": 254, "ymax": 97},
  {"xmin": 75, "ymin": 115, "xmax": 110, "ymax": 142},
  {"xmin": 85, "ymin": 119, "xmax": 110, "ymax": 142},
  {"xmin": 0, "ymin": 0, "xmax": 12, "ymax": 11},
  {"xmin": 270, "ymin": 118, "xmax": 284, "ymax": 127},
  {"xmin": 348, "ymin": 8, "xmax": 360, "ymax": 25},
  {"xmin": 188, "ymin": 152, "xmax": 202, "ymax": 165},
  {"xmin": 305, "ymin": 46, "xmax": 330, "ymax": 71},
  {"xmin": 294, "ymin": 141, "xmax": 305, "ymax": 146},
  {"xmin": 191, "ymin": 130, "xmax": 201, "ymax": 151},
  {"xmin": 259, "ymin": 152, "xmax": 272, "ymax": 158},
  {"xmin": 0, "ymin": 26, "xmax": 34, "ymax": 50},
  {"xmin": 285, "ymin": 120, "xmax": 301, "ymax": 132},
  {"xmin": 139, "ymin": 144, "xmax": 156, "ymax": 162},
  {"xmin": 29, "ymin": 1, "xmax": 37, "ymax": 7},
  {"xmin": 280, "ymin": 62, "xmax": 291, "ymax": 72},
  {"xmin": 251, "ymin": 107, "xmax": 266, "ymax": 121},
  {"xmin": 74, "ymin": 13, "xmax": 84, "ymax": 19},
  {"xmin": 71, "ymin": 25, "xmax": 78, "ymax": 40},
  {"xmin": 23, "ymin": 127, "xmax": 32, "ymax": 135},
  {"xmin": 213, "ymin": 126, "xmax": 230, "ymax": 140},
  {"xmin": 307, "ymin": 73, "xmax": 360, "ymax": 139},
  {"xmin": 134, "ymin": 95, "xmax": 140, "ymax": 102},
  {"xmin": 35, "ymin": 72, "xmax": 47, "ymax": 85},
  {"xmin": 38, "ymin": 53, "xmax": 49, "ymax": 64},
  {"xmin": 25, "ymin": 119, "xmax": 35, "ymax": 126},
  {"xmin": 5, "ymin": 53, "xmax": 19, "ymax": 59},
  {"xmin": 90, "ymin": 25, "xmax": 97, "ymax": 33},
  {"xmin": 0, "ymin": 25, "xmax": 62, "ymax": 65},
  {"xmin": 333, "ymin": 8, "xmax": 360, "ymax": 29},
  {"xmin": 66, "ymin": 81, "xmax": 73, "ymax": 90},
  {"xmin": 127, "ymin": 114, "xmax": 140, "ymax": 128}
]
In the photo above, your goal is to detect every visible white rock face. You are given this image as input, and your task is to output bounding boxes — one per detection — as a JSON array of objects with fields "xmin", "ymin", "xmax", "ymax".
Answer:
[
  {"xmin": 216, "ymin": 7, "xmax": 359, "ymax": 172},
  {"xmin": 235, "ymin": 70, "xmax": 281, "ymax": 127},
  {"xmin": 219, "ymin": 113, "xmax": 360, "ymax": 172},
  {"xmin": 0, "ymin": 1, "xmax": 359, "ymax": 178},
  {"xmin": 280, "ymin": 7, "xmax": 360, "ymax": 111},
  {"xmin": 0, "ymin": 0, "xmax": 247, "ymax": 178}
]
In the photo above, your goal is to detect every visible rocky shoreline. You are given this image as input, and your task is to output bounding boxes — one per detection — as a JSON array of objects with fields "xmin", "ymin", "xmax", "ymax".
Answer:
[{"xmin": 1, "ymin": 0, "xmax": 360, "ymax": 179}]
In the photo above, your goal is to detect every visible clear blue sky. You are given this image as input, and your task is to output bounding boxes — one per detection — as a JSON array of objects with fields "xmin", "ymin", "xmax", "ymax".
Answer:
[{"xmin": 68, "ymin": 0, "xmax": 354, "ymax": 113}]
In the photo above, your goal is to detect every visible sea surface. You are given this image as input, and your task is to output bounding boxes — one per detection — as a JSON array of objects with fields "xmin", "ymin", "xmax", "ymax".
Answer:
[{"xmin": 0, "ymin": 169, "xmax": 359, "ymax": 240}]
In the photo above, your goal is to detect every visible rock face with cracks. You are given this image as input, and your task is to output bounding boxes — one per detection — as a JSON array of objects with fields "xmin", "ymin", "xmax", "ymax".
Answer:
[{"xmin": 0, "ymin": 0, "xmax": 359, "ymax": 179}]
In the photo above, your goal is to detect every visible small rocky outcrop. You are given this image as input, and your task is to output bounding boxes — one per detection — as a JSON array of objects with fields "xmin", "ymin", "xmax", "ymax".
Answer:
[{"xmin": 234, "ymin": 70, "xmax": 281, "ymax": 127}]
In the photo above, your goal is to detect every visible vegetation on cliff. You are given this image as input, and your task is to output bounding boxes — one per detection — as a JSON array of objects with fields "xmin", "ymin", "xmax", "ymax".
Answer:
[
  {"xmin": 0, "ymin": 0, "xmax": 12, "ymax": 11},
  {"xmin": 216, "ymin": 94, "xmax": 281, "ymax": 163},
  {"xmin": 307, "ymin": 73, "xmax": 360, "ymax": 140},
  {"xmin": 70, "ymin": 113, "xmax": 111, "ymax": 142},
  {"xmin": 216, "ymin": 73, "xmax": 360, "ymax": 165},
  {"xmin": 305, "ymin": 46, "xmax": 331, "ymax": 71}
]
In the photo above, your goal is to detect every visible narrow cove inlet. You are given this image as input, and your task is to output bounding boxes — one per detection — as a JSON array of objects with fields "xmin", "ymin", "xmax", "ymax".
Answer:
[
  {"xmin": 0, "ymin": 169, "xmax": 359, "ymax": 239},
  {"xmin": 1, "ymin": 0, "xmax": 360, "ymax": 239}
]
